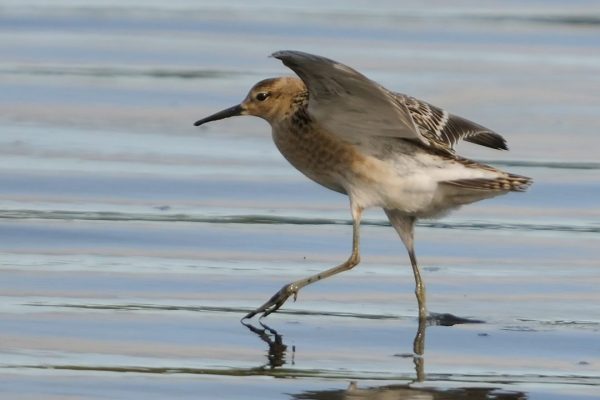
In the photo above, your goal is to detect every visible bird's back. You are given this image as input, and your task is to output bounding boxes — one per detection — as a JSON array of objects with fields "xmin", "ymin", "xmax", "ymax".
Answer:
[
  {"xmin": 252, "ymin": 56, "xmax": 531, "ymax": 217},
  {"xmin": 272, "ymin": 96, "xmax": 530, "ymax": 217}
]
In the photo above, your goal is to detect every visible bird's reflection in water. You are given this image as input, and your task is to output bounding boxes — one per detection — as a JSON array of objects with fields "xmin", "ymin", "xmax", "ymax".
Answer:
[
  {"xmin": 411, "ymin": 312, "xmax": 485, "ymax": 383},
  {"xmin": 242, "ymin": 320, "xmax": 292, "ymax": 368},
  {"xmin": 242, "ymin": 316, "xmax": 428, "ymax": 378},
  {"xmin": 292, "ymin": 385, "xmax": 527, "ymax": 400},
  {"xmin": 412, "ymin": 317, "xmax": 426, "ymax": 382},
  {"xmin": 242, "ymin": 314, "xmax": 513, "ymax": 400}
]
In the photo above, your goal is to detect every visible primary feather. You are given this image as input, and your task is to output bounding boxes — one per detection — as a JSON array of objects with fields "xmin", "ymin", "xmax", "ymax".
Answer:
[{"xmin": 273, "ymin": 50, "xmax": 508, "ymax": 153}]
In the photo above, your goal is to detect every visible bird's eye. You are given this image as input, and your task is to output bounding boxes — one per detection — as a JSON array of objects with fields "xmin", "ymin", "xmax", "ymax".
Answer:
[{"xmin": 255, "ymin": 92, "xmax": 270, "ymax": 101}]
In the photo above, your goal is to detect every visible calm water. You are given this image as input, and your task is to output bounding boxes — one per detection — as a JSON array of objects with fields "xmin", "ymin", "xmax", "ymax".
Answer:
[{"xmin": 1, "ymin": 1, "xmax": 599, "ymax": 399}]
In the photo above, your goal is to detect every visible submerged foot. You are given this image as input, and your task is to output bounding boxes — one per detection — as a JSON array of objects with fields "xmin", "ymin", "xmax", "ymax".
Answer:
[
  {"xmin": 242, "ymin": 283, "xmax": 298, "ymax": 320},
  {"xmin": 427, "ymin": 312, "xmax": 484, "ymax": 326}
]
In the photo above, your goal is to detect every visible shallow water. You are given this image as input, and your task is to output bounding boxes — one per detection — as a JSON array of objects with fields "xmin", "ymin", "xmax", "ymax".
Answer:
[{"xmin": 1, "ymin": 1, "xmax": 599, "ymax": 399}]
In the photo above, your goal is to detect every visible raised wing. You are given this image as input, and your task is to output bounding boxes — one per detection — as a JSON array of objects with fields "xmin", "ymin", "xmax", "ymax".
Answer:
[
  {"xmin": 273, "ymin": 50, "xmax": 507, "ymax": 152},
  {"xmin": 272, "ymin": 50, "xmax": 429, "ymax": 145},
  {"xmin": 401, "ymin": 94, "xmax": 508, "ymax": 151}
]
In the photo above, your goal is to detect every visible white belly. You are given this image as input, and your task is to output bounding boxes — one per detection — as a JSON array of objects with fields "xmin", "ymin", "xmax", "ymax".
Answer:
[
  {"xmin": 342, "ymin": 140, "xmax": 503, "ymax": 217},
  {"xmin": 272, "ymin": 124, "xmax": 504, "ymax": 218}
]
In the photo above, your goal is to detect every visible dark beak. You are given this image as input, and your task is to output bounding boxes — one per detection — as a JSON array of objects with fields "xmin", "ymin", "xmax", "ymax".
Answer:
[{"xmin": 194, "ymin": 104, "xmax": 243, "ymax": 126}]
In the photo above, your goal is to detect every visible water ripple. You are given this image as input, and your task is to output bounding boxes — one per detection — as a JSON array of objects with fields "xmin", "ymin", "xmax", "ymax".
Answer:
[
  {"xmin": 3, "ymin": 364, "xmax": 599, "ymax": 386},
  {"xmin": 0, "ymin": 65, "xmax": 247, "ymax": 80},
  {"xmin": 484, "ymin": 160, "xmax": 600, "ymax": 170},
  {"xmin": 1, "ymin": 210, "xmax": 597, "ymax": 235},
  {"xmin": 24, "ymin": 302, "xmax": 401, "ymax": 320}
]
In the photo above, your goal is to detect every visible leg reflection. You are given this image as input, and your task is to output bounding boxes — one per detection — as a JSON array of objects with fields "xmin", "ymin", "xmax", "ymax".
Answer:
[
  {"xmin": 241, "ymin": 314, "xmax": 480, "ymax": 382},
  {"xmin": 241, "ymin": 317, "xmax": 428, "ymax": 380},
  {"xmin": 411, "ymin": 313, "xmax": 485, "ymax": 383},
  {"xmin": 241, "ymin": 320, "xmax": 291, "ymax": 368},
  {"xmin": 412, "ymin": 317, "xmax": 427, "ymax": 382}
]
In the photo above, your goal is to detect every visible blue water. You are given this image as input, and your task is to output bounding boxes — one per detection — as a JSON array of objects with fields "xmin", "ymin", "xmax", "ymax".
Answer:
[{"xmin": 1, "ymin": 1, "xmax": 599, "ymax": 399}]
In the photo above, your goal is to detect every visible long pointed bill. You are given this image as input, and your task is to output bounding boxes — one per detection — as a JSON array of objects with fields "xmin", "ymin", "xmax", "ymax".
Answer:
[{"xmin": 194, "ymin": 104, "xmax": 244, "ymax": 126}]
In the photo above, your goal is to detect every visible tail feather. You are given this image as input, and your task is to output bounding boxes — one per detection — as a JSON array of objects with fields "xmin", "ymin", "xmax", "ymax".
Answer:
[
  {"xmin": 463, "ymin": 131, "xmax": 508, "ymax": 150},
  {"xmin": 442, "ymin": 173, "xmax": 532, "ymax": 192}
]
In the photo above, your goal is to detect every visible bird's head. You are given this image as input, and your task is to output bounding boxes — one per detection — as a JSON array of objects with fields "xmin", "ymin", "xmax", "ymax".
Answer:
[{"xmin": 194, "ymin": 77, "xmax": 305, "ymax": 127}]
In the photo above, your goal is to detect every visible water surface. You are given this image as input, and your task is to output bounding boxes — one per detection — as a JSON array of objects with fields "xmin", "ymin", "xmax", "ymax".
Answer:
[{"xmin": 0, "ymin": 1, "xmax": 599, "ymax": 399}]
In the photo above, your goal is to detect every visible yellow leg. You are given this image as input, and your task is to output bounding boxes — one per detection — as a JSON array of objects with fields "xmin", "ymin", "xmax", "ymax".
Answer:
[
  {"xmin": 384, "ymin": 210, "xmax": 428, "ymax": 321},
  {"xmin": 243, "ymin": 204, "xmax": 363, "ymax": 319}
]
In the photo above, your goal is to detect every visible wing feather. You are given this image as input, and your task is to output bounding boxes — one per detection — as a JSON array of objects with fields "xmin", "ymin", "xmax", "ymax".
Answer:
[
  {"xmin": 402, "ymin": 94, "xmax": 508, "ymax": 151},
  {"xmin": 272, "ymin": 50, "xmax": 428, "ymax": 145},
  {"xmin": 273, "ymin": 50, "xmax": 507, "ymax": 152}
]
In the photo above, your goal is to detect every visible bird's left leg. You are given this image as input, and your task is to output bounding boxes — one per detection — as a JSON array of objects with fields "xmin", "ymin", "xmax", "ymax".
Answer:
[
  {"xmin": 384, "ymin": 209, "xmax": 427, "ymax": 321},
  {"xmin": 243, "ymin": 204, "xmax": 363, "ymax": 319}
]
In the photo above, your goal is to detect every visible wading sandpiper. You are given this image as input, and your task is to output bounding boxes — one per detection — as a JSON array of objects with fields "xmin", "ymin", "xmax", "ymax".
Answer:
[{"xmin": 194, "ymin": 50, "xmax": 532, "ymax": 321}]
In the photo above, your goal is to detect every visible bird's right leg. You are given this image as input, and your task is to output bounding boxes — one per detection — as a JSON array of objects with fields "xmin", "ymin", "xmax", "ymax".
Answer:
[{"xmin": 243, "ymin": 204, "xmax": 363, "ymax": 319}]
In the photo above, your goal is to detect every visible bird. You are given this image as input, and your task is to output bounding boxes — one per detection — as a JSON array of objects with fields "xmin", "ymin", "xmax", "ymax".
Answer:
[{"xmin": 194, "ymin": 50, "xmax": 532, "ymax": 321}]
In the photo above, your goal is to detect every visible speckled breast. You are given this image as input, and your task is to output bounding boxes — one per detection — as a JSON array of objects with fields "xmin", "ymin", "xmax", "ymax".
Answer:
[{"xmin": 270, "ymin": 117, "xmax": 355, "ymax": 195}]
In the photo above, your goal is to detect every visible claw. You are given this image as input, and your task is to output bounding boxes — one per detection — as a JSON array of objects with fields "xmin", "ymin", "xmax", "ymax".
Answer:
[
  {"xmin": 243, "ymin": 309, "xmax": 258, "ymax": 320},
  {"xmin": 245, "ymin": 283, "xmax": 298, "ymax": 319}
]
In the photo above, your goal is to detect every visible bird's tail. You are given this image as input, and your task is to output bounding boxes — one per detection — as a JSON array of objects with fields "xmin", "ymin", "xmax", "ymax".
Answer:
[{"xmin": 442, "ymin": 173, "xmax": 532, "ymax": 192}]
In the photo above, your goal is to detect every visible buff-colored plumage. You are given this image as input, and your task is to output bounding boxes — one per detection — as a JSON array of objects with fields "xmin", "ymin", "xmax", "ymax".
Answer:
[{"xmin": 194, "ymin": 50, "xmax": 532, "ymax": 320}]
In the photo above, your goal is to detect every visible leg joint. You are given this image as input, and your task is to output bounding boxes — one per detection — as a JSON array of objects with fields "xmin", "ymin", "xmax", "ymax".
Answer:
[{"xmin": 348, "ymin": 253, "xmax": 361, "ymax": 268}]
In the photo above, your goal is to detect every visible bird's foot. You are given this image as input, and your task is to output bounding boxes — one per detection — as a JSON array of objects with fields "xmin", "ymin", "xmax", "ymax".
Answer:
[
  {"xmin": 427, "ymin": 312, "xmax": 484, "ymax": 326},
  {"xmin": 243, "ymin": 283, "xmax": 298, "ymax": 320}
]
